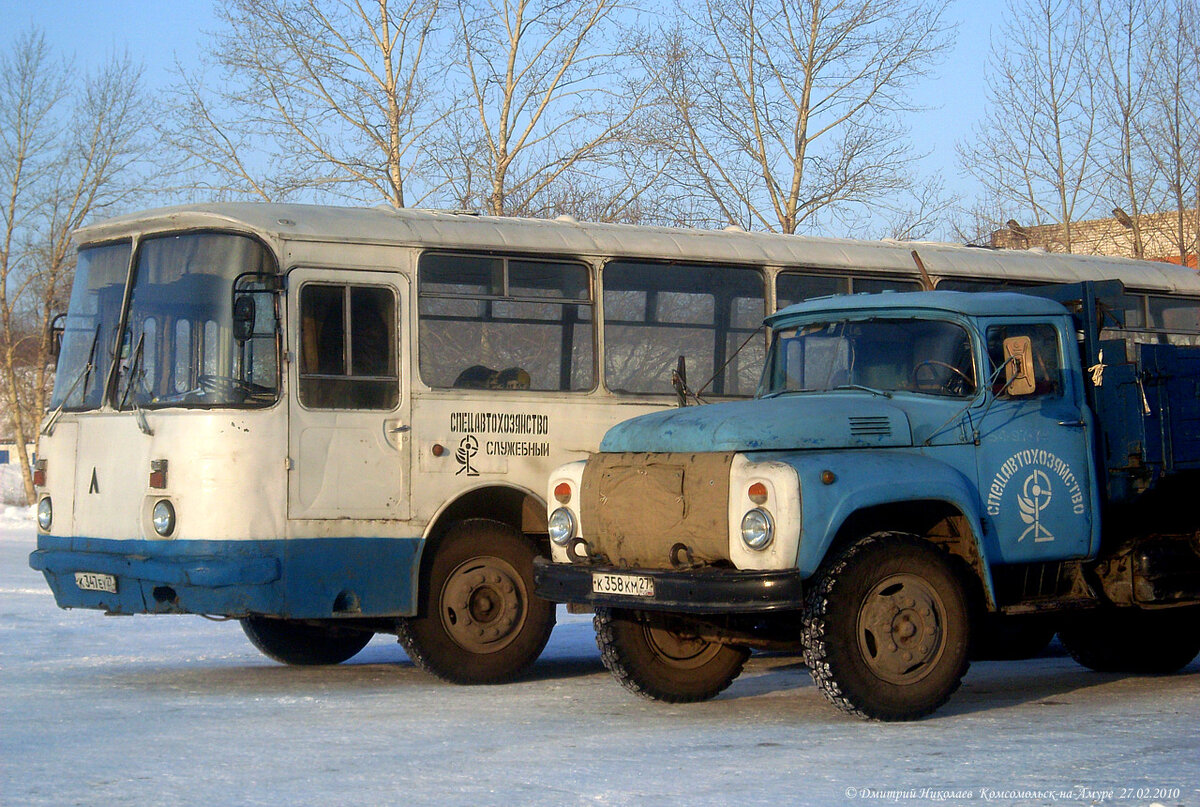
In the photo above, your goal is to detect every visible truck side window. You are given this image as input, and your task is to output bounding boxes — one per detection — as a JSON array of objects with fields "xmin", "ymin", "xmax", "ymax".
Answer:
[{"xmin": 986, "ymin": 324, "xmax": 1062, "ymax": 398}]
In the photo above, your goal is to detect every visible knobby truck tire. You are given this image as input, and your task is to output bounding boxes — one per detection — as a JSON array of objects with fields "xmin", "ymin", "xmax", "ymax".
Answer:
[
  {"xmin": 802, "ymin": 532, "xmax": 972, "ymax": 721},
  {"xmin": 594, "ymin": 607, "xmax": 750, "ymax": 703},
  {"xmin": 1058, "ymin": 606, "xmax": 1200, "ymax": 674}
]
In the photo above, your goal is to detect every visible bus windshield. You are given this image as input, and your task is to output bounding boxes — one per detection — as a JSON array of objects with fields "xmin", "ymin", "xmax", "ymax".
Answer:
[
  {"xmin": 49, "ymin": 242, "xmax": 132, "ymax": 411},
  {"xmin": 759, "ymin": 318, "xmax": 976, "ymax": 399},
  {"xmin": 111, "ymin": 233, "xmax": 279, "ymax": 409}
]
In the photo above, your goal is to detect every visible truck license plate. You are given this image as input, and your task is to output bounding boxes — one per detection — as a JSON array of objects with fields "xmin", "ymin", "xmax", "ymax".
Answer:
[
  {"xmin": 592, "ymin": 572, "xmax": 655, "ymax": 598},
  {"xmin": 74, "ymin": 572, "xmax": 117, "ymax": 594}
]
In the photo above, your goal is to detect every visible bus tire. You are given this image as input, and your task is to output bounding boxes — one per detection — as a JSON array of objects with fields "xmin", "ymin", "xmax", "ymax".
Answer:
[
  {"xmin": 396, "ymin": 519, "xmax": 555, "ymax": 684},
  {"xmin": 802, "ymin": 533, "xmax": 971, "ymax": 721},
  {"xmin": 241, "ymin": 616, "xmax": 374, "ymax": 665},
  {"xmin": 594, "ymin": 607, "xmax": 749, "ymax": 703},
  {"xmin": 1058, "ymin": 606, "xmax": 1200, "ymax": 674}
]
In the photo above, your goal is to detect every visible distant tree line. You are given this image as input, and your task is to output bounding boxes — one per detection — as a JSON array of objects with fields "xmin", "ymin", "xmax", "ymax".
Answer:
[{"xmin": 2, "ymin": 0, "xmax": 1198, "ymax": 502}]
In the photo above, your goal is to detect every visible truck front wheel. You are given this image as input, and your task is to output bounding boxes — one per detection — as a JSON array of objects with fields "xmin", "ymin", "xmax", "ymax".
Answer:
[
  {"xmin": 241, "ymin": 617, "xmax": 374, "ymax": 665},
  {"xmin": 802, "ymin": 533, "xmax": 972, "ymax": 720},
  {"xmin": 396, "ymin": 519, "xmax": 555, "ymax": 684},
  {"xmin": 1058, "ymin": 606, "xmax": 1200, "ymax": 673},
  {"xmin": 594, "ymin": 607, "xmax": 750, "ymax": 702}
]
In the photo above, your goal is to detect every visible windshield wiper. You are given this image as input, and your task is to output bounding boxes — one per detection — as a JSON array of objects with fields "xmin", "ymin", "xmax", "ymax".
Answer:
[
  {"xmin": 760, "ymin": 388, "xmax": 817, "ymax": 399},
  {"xmin": 118, "ymin": 331, "xmax": 153, "ymax": 435},
  {"xmin": 831, "ymin": 383, "xmax": 893, "ymax": 398},
  {"xmin": 42, "ymin": 324, "xmax": 101, "ymax": 436}
]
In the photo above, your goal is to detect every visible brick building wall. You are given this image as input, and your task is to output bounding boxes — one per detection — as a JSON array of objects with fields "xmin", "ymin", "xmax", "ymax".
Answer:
[{"xmin": 991, "ymin": 209, "xmax": 1198, "ymax": 268}]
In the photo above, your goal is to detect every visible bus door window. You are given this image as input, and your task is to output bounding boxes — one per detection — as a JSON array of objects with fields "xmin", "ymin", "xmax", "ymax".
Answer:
[{"xmin": 299, "ymin": 283, "xmax": 398, "ymax": 410}]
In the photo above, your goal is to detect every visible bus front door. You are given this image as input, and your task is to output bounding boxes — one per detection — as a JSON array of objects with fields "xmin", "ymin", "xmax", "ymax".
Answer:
[{"xmin": 287, "ymin": 269, "xmax": 410, "ymax": 520}]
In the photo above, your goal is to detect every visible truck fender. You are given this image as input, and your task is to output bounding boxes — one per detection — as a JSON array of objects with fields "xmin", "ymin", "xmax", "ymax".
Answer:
[{"xmin": 792, "ymin": 452, "xmax": 996, "ymax": 606}]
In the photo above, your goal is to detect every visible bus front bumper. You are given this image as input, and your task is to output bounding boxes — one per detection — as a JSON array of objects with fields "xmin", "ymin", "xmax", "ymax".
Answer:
[
  {"xmin": 532, "ymin": 556, "xmax": 805, "ymax": 614},
  {"xmin": 29, "ymin": 534, "xmax": 420, "ymax": 618}
]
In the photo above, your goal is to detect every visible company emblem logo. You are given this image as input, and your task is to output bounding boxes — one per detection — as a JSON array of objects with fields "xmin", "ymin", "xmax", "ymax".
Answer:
[
  {"xmin": 1017, "ymin": 469, "xmax": 1054, "ymax": 542},
  {"xmin": 455, "ymin": 435, "xmax": 479, "ymax": 476}
]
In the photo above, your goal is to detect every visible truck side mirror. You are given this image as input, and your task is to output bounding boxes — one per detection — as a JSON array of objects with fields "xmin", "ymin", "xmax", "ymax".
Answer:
[
  {"xmin": 232, "ymin": 295, "xmax": 256, "ymax": 343},
  {"xmin": 49, "ymin": 313, "xmax": 66, "ymax": 362},
  {"xmin": 1002, "ymin": 335, "xmax": 1036, "ymax": 396}
]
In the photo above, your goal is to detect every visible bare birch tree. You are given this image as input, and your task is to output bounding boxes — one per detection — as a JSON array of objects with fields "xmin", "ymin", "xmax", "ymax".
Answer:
[
  {"xmin": 1143, "ymin": 0, "xmax": 1200, "ymax": 265},
  {"xmin": 433, "ymin": 0, "xmax": 652, "ymax": 216},
  {"xmin": 959, "ymin": 0, "xmax": 1098, "ymax": 252},
  {"xmin": 1, "ymin": 30, "xmax": 152, "ymax": 503},
  {"xmin": 167, "ymin": 0, "xmax": 442, "ymax": 205},
  {"xmin": 644, "ymin": 0, "xmax": 953, "ymax": 235}
]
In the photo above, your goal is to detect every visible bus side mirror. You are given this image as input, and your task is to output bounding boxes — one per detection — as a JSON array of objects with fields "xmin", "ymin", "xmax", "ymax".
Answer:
[
  {"xmin": 1002, "ymin": 335, "xmax": 1036, "ymax": 396},
  {"xmin": 233, "ymin": 295, "xmax": 256, "ymax": 343}
]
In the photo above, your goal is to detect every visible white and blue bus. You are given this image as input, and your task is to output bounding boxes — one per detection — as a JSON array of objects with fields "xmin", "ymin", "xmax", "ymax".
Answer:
[{"xmin": 28, "ymin": 203, "xmax": 1200, "ymax": 681}]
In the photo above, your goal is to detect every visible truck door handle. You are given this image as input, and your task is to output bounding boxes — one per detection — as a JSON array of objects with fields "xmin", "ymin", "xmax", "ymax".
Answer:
[
  {"xmin": 389, "ymin": 424, "xmax": 411, "ymax": 433},
  {"xmin": 1057, "ymin": 419, "xmax": 1085, "ymax": 428}
]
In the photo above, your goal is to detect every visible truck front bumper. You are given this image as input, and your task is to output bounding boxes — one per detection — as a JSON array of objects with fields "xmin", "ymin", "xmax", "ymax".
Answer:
[{"xmin": 533, "ymin": 556, "xmax": 805, "ymax": 614}]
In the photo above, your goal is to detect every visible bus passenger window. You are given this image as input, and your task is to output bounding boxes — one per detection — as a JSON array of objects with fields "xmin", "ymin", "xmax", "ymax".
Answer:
[
  {"xmin": 299, "ymin": 283, "xmax": 398, "ymax": 410},
  {"xmin": 418, "ymin": 253, "xmax": 594, "ymax": 392}
]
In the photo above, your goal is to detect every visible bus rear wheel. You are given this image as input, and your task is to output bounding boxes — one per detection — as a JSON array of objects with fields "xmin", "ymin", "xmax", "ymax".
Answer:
[
  {"xmin": 241, "ymin": 616, "xmax": 374, "ymax": 665},
  {"xmin": 594, "ymin": 607, "xmax": 750, "ymax": 702},
  {"xmin": 396, "ymin": 519, "xmax": 555, "ymax": 684}
]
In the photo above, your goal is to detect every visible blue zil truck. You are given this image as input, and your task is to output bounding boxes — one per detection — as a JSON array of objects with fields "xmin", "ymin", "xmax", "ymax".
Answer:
[{"xmin": 534, "ymin": 282, "xmax": 1200, "ymax": 720}]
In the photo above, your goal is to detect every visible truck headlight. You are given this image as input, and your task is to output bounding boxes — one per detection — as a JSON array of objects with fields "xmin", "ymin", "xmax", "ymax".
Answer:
[
  {"xmin": 548, "ymin": 507, "xmax": 576, "ymax": 546},
  {"xmin": 740, "ymin": 508, "xmax": 774, "ymax": 550},
  {"xmin": 152, "ymin": 500, "xmax": 176, "ymax": 537},
  {"xmin": 37, "ymin": 497, "xmax": 52, "ymax": 531}
]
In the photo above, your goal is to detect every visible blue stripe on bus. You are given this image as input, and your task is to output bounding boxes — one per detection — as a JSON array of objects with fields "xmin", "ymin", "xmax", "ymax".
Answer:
[{"xmin": 29, "ymin": 534, "xmax": 422, "ymax": 620}]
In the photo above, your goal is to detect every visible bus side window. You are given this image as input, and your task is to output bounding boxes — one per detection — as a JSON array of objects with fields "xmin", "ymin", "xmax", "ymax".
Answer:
[{"xmin": 299, "ymin": 283, "xmax": 399, "ymax": 410}]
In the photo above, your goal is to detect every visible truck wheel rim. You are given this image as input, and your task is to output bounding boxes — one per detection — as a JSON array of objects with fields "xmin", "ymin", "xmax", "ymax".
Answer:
[
  {"xmin": 641, "ymin": 624, "xmax": 722, "ymax": 670},
  {"xmin": 440, "ymin": 556, "xmax": 527, "ymax": 654},
  {"xmin": 855, "ymin": 573, "xmax": 947, "ymax": 685}
]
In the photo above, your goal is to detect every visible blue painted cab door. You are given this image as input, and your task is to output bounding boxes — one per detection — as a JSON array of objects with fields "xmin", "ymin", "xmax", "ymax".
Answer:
[{"xmin": 973, "ymin": 319, "xmax": 1096, "ymax": 563}]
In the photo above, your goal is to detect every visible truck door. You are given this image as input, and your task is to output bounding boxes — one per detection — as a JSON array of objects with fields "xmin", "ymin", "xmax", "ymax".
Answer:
[
  {"xmin": 287, "ymin": 269, "xmax": 410, "ymax": 520},
  {"xmin": 974, "ymin": 319, "xmax": 1096, "ymax": 562}
]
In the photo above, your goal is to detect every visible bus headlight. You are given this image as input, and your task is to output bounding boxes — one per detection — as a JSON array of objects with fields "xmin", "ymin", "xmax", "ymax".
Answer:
[
  {"xmin": 548, "ymin": 507, "xmax": 576, "ymax": 546},
  {"xmin": 740, "ymin": 508, "xmax": 774, "ymax": 550},
  {"xmin": 37, "ymin": 498, "xmax": 52, "ymax": 531},
  {"xmin": 152, "ymin": 500, "xmax": 176, "ymax": 537}
]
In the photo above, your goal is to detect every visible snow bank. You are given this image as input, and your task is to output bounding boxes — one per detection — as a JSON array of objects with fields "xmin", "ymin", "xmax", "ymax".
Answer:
[{"xmin": 0, "ymin": 463, "xmax": 31, "ymax": 506}]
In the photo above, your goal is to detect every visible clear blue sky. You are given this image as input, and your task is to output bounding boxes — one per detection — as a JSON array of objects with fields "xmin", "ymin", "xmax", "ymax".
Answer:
[{"xmin": 1, "ymin": 0, "xmax": 1003, "ymax": 219}]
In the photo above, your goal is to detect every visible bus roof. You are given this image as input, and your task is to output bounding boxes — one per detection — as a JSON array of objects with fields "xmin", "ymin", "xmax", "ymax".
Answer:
[{"xmin": 74, "ymin": 202, "xmax": 1200, "ymax": 294}]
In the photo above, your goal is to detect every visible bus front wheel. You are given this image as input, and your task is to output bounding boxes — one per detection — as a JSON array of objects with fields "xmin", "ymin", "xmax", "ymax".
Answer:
[
  {"xmin": 396, "ymin": 519, "xmax": 555, "ymax": 684},
  {"xmin": 241, "ymin": 616, "xmax": 374, "ymax": 665}
]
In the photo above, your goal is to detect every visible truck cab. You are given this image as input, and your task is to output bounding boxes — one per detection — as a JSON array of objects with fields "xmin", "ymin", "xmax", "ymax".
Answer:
[{"xmin": 535, "ymin": 286, "xmax": 1200, "ymax": 720}]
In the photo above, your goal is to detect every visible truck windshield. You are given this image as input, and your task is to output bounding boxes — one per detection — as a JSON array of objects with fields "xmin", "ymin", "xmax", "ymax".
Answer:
[
  {"xmin": 760, "ymin": 318, "xmax": 976, "ymax": 398},
  {"xmin": 113, "ymin": 233, "xmax": 279, "ymax": 409}
]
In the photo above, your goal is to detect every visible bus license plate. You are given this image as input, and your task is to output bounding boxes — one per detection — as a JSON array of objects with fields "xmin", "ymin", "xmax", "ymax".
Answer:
[
  {"xmin": 74, "ymin": 572, "xmax": 117, "ymax": 594},
  {"xmin": 592, "ymin": 572, "xmax": 655, "ymax": 598}
]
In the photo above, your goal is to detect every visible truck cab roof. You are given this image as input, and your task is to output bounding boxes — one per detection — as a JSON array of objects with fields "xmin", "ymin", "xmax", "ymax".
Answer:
[{"xmin": 766, "ymin": 290, "xmax": 1070, "ymax": 327}]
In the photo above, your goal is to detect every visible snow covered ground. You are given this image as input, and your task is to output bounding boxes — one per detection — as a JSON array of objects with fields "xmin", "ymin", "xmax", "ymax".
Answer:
[{"xmin": 2, "ymin": 513, "xmax": 1198, "ymax": 807}]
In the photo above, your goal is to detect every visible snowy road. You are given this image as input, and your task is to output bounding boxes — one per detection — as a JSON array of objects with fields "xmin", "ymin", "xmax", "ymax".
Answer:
[{"xmin": 2, "ymin": 511, "xmax": 1197, "ymax": 807}]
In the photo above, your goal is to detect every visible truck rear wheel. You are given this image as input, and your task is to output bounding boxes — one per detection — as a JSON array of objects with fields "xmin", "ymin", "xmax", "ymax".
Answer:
[
  {"xmin": 802, "ymin": 533, "xmax": 971, "ymax": 721},
  {"xmin": 396, "ymin": 519, "xmax": 555, "ymax": 684},
  {"xmin": 1058, "ymin": 606, "xmax": 1200, "ymax": 673},
  {"xmin": 241, "ymin": 616, "xmax": 374, "ymax": 665},
  {"xmin": 594, "ymin": 607, "xmax": 750, "ymax": 702},
  {"xmin": 971, "ymin": 614, "xmax": 1057, "ymax": 660}
]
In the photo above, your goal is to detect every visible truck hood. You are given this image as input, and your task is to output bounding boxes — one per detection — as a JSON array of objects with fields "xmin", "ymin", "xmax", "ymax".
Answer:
[{"xmin": 599, "ymin": 394, "xmax": 914, "ymax": 453}]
